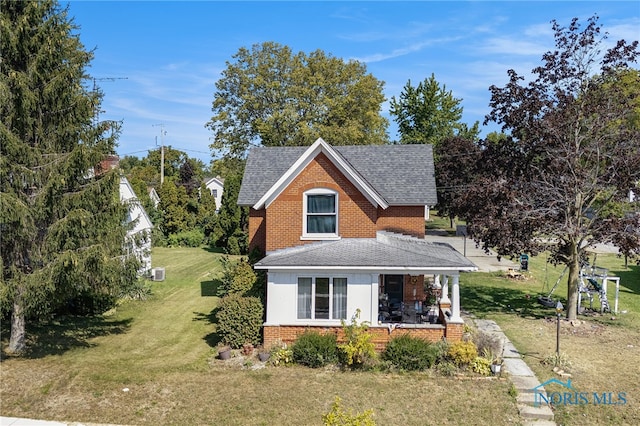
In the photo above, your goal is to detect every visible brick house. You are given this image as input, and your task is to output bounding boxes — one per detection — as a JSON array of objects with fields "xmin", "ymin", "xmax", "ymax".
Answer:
[{"xmin": 238, "ymin": 138, "xmax": 477, "ymax": 349}]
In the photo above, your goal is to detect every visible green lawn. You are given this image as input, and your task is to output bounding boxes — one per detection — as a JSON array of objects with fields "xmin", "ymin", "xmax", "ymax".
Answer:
[
  {"xmin": 3, "ymin": 245, "xmax": 637, "ymax": 425},
  {"xmin": 460, "ymin": 252, "xmax": 640, "ymax": 425},
  {"xmin": 1, "ymin": 247, "xmax": 520, "ymax": 425}
]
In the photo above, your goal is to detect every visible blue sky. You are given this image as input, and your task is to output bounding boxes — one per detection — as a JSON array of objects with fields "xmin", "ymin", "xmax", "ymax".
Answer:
[{"xmin": 66, "ymin": 1, "xmax": 640, "ymax": 164}]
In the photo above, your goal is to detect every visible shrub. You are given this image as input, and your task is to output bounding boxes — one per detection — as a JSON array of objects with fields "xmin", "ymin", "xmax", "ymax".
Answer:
[
  {"xmin": 447, "ymin": 340, "xmax": 478, "ymax": 367},
  {"xmin": 167, "ymin": 229, "xmax": 205, "ymax": 247},
  {"xmin": 435, "ymin": 361, "xmax": 458, "ymax": 376},
  {"xmin": 338, "ymin": 309, "xmax": 376, "ymax": 368},
  {"xmin": 381, "ymin": 334, "xmax": 437, "ymax": 371},
  {"xmin": 471, "ymin": 356, "xmax": 491, "ymax": 376},
  {"xmin": 322, "ymin": 396, "xmax": 375, "ymax": 426},
  {"xmin": 270, "ymin": 342, "xmax": 293, "ymax": 366},
  {"xmin": 292, "ymin": 331, "xmax": 338, "ymax": 368},
  {"xmin": 218, "ymin": 257, "xmax": 257, "ymax": 297},
  {"xmin": 432, "ymin": 339, "xmax": 450, "ymax": 364},
  {"xmin": 215, "ymin": 294, "xmax": 263, "ymax": 348}
]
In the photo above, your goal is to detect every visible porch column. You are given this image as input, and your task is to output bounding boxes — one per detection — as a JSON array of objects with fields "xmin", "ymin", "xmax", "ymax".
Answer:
[
  {"xmin": 449, "ymin": 274, "xmax": 463, "ymax": 323},
  {"xmin": 440, "ymin": 275, "xmax": 450, "ymax": 305},
  {"xmin": 371, "ymin": 274, "xmax": 379, "ymax": 324}
]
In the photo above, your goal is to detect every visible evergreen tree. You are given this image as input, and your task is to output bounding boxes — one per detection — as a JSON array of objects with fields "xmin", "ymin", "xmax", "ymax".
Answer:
[
  {"xmin": 213, "ymin": 173, "xmax": 247, "ymax": 255},
  {"xmin": 197, "ymin": 183, "xmax": 218, "ymax": 243},
  {"xmin": 157, "ymin": 180, "xmax": 190, "ymax": 236},
  {"xmin": 0, "ymin": 0, "xmax": 139, "ymax": 354}
]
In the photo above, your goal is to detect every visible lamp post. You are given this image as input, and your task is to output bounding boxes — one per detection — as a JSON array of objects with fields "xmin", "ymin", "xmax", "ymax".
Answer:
[{"xmin": 556, "ymin": 301, "xmax": 564, "ymax": 355}]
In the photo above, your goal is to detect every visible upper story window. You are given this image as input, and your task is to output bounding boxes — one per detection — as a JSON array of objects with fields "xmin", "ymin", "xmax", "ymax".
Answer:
[{"xmin": 303, "ymin": 188, "xmax": 338, "ymax": 239}]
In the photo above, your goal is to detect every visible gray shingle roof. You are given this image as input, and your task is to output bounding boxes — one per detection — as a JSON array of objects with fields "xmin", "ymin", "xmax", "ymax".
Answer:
[
  {"xmin": 254, "ymin": 231, "xmax": 477, "ymax": 271},
  {"xmin": 238, "ymin": 143, "xmax": 437, "ymax": 206}
]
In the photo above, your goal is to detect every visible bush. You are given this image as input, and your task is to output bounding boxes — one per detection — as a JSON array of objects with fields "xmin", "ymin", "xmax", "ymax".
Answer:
[
  {"xmin": 435, "ymin": 361, "xmax": 458, "ymax": 376},
  {"xmin": 215, "ymin": 294, "xmax": 263, "ymax": 348},
  {"xmin": 338, "ymin": 309, "xmax": 376, "ymax": 369},
  {"xmin": 270, "ymin": 342, "xmax": 293, "ymax": 366},
  {"xmin": 292, "ymin": 331, "xmax": 338, "ymax": 368},
  {"xmin": 381, "ymin": 334, "xmax": 437, "ymax": 371},
  {"xmin": 471, "ymin": 356, "xmax": 491, "ymax": 376},
  {"xmin": 432, "ymin": 339, "xmax": 450, "ymax": 364},
  {"xmin": 322, "ymin": 396, "xmax": 375, "ymax": 426},
  {"xmin": 447, "ymin": 340, "xmax": 478, "ymax": 367},
  {"xmin": 167, "ymin": 229, "xmax": 205, "ymax": 247},
  {"xmin": 218, "ymin": 257, "xmax": 257, "ymax": 297}
]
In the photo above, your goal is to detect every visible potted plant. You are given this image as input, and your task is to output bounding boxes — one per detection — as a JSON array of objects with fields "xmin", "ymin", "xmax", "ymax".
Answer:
[
  {"xmin": 490, "ymin": 356, "xmax": 503, "ymax": 375},
  {"xmin": 218, "ymin": 345, "xmax": 232, "ymax": 360},
  {"xmin": 242, "ymin": 342, "xmax": 255, "ymax": 356},
  {"xmin": 257, "ymin": 345, "xmax": 270, "ymax": 362}
]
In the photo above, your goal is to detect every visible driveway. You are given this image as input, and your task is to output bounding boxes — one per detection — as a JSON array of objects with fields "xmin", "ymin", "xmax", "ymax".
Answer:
[{"xmin": 425, "ymin": 231, "xmax": 519, "ymax": 272}]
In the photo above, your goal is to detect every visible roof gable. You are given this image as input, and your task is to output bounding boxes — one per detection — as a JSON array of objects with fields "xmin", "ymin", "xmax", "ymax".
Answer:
[
  {"xmin": 238, "ymin": 139, "xmax": 437, "ymax": 207},
  {"xmin": 251, "ymin": 138, "xmax": 387, "ymax": 209}
]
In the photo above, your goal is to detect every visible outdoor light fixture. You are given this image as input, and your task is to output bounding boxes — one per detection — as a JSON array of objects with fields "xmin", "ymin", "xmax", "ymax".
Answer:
[{"xmin": 556, "ymin": 301, "xmax": 564, "ymax": 355}]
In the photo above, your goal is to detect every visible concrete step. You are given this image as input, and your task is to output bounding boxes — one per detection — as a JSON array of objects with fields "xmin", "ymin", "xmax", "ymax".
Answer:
[
  {"xmin": 524, "ymin": 420, "xmax": 557, "ymax": 426},
  {"xmin": 510, "ymin": 375, "xmax": 544, "ymax": 392},
  {"xmin": 518, "ymin": 404, "xmax": 555, "ymax": 421},
  {"xmin": 517, "ymin": 392, "xmax": 538, "ymax": 405}
]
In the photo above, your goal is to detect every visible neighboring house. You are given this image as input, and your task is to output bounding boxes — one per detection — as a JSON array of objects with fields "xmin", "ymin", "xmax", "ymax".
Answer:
[
  {"xmin": 120, "ymin": 176, "xmax": 153, "ymax": 275},
  {"xmin": 98, "ymin": 156, "xmax": 153, "ymax": 275},
  {"xmin": 148, "ymin": 186, "xmax": 160, "ymax": 209},
  {"xmin": 238, "ymin": 138, "xmax": 477, "ymax": 349},
  {"xmin": 204, "ymin": 176, "xmax": 224, "ymax": 211}
]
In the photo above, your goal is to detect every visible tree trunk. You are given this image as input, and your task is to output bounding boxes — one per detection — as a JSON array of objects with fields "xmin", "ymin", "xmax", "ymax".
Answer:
[
  {"xmin": 565, "ymin": 241, "xmax": 580, "ymax": 320},
  {"xmin": 8, "ymin": 292, "xmax": 26, "ymax": 355}
]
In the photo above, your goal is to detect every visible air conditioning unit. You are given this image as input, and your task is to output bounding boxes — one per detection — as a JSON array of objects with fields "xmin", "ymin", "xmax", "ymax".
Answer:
[{"xmin": 151, "ymin": 267, "xmax": 165, "ymax": 281}]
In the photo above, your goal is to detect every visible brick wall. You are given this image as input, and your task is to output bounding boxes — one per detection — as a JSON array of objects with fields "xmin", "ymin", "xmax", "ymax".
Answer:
[
  {"xmin": 376, "ymin": 205, "xmax": 425, "ymax": 238},
  {"xmin": 402, "ymin": 275, "xmax": 426, "ymax": 304},
  {"xmin": 248, "ymin": 208, "xmax": 266, "ymax": 254},
  {"xmin": 263, "ymin": 313, "xmax": 463, "ymax": 351},
  {"xmin": 248, "ymin": 153, "xmax": 427, "ymax": 253}
]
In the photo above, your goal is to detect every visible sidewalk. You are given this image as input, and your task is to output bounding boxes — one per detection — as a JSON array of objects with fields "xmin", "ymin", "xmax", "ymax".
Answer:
[{"xmin": 471, "ymin": 315, "xmax": 556, "ymax": 426}]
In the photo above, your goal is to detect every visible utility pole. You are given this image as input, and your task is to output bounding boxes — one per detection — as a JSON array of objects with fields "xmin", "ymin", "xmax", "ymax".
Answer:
[{"xmin": 153, "ymin": 124, "xmax": 166, "ymax": 186}]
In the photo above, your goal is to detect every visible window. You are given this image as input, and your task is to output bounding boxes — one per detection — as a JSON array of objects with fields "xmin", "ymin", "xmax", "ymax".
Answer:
[
  {"xmin": 297, "ymin": 277, "xmax": 347, "ymax": 320},
  {"xmin": 303, "ymin": 189, "xmax": 338, "ymax": 238},
  {"xmin": 212, "ymin": 189, "xmax": 218, "ymax": 198}
]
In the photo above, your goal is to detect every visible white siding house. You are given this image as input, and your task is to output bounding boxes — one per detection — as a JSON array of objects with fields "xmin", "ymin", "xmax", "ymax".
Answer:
[
  {"xmin": 120, "ymin": 176, "xmax": 153, "ymax": 274},
  {"xmin": 204, "ymin": 176, "xmax": 224, "ymax": 211}
]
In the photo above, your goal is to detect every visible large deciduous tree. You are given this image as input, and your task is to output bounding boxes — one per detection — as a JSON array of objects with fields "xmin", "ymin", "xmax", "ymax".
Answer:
[
  {"xmin": 464, "ymin": 16, "xmax": 640, "ymax": 319},
  {"xmin": 389, "ymin": 74, "xmax": 479, "ymax": 146},
  {"xmin": 0, "ymin": 0, "xmax": 139, "ymax": 354},
  {"xmin": 207, "ymin": 41, "xmax": 388, "ymax": 158},
  {"xmin": 434, "ymin": 135, "xmax": 483, "ymax": 228}
]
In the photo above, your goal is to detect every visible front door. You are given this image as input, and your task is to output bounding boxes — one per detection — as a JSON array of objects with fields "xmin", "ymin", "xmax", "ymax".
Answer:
[{"xmin": 384, "ymin": 275, "xmax": 404, "ymax": 311}]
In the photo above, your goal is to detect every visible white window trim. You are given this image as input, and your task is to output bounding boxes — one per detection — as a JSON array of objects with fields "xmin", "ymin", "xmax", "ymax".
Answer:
[
  {"xmin": 297, "ymin": 276, "xmax": 347, "ymax": 321},
  {"xmin": 301, "ymin": 188, "xmax": 340, "ymax": 240}
]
